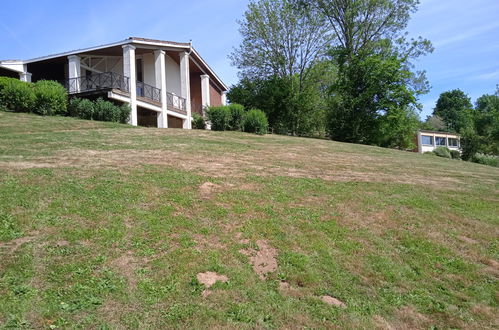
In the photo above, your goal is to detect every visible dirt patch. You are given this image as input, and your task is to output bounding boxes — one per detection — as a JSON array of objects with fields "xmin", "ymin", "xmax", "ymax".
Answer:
[
  {"xmin": 193, "ymin": 234, "xmax": 225, "ymax": 251},
  {"xmin": 199, "ymin": 182, "xmax": 222, "ymax": 199},
  {"xmin": 110, "ymin": 251, "xmax": 141, "ymax": 289},
  {"xmin": 239, "ymin": 240, "xmax": 278, "ymax": 280},
  {"xmin": 235, "ymin": 232, "xmax": 250, "ymax": 244},
  {"xmin": 458, "ymin": 235, "xmax": 478, "ymax": 244},
  {"xmin": 196, "ymin": 271, "xmax": 228, "ymax": 288},
  {"xmin": 0, "ymin": 231, "xmax": 40, "ymax": 254},
  {"xmin": 321, "ymin": 295, "xmax": 346, "ymax": 308},
  {"xmin": 278, "ymin": 281, "xmax": 302, "ymax": 298}
]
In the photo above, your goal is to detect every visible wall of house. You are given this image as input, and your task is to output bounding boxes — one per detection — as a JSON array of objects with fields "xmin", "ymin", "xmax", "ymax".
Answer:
[
  {"xmin": 165, "ymin": 54, "xmax": 181, "ymax": 96},
  {"xmin": 209, "ymin": 81, "xmax": 222, "ymax": 107},
  {"xmin": 142, "ymin": 53, "xmax": 155, "ymax": 86},
  {"xmin": 190, "ymin": 74, "xmax": 202, "ymax": 115},
  {"xmin": 417, "ymin": 131, "xmax": 461, "ymax": 153}
]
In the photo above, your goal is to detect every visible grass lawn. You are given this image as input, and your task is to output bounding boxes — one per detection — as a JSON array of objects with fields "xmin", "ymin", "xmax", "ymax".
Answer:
[{"xmin": 0, "ymin": 111, "xmax": 498, "ymax": 329}]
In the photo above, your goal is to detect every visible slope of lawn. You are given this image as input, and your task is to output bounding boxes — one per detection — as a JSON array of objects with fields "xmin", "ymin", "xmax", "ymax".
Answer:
[{"xmin": 0, "ymin": 111, "xmax": 498, "ymax": 329}]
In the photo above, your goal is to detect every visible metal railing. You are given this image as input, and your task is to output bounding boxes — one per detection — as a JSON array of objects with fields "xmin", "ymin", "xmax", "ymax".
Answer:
[
  {"xmin": 63, "ymin": 72, "xmax": 185, "ymax": 107},
  {"xmin": 136, "ymin": 81, "xmax": 161, "ymax": 103},
  {"xmin": 63, "ymin": 72, "xmax": 129, "ymax": 95},
  {"xmin": 166, "ymin": 92, "xmax": 186, "ymax": 112}
]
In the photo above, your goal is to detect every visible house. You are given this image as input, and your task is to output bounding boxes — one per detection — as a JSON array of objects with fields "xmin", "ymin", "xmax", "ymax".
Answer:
[
  {"xmin": 0, "ymin": 37, "xmax": 228, "ymax": 128},
  {"xmin": 415, "ymin": 130, "xmax": 461, "ymax": 153}
]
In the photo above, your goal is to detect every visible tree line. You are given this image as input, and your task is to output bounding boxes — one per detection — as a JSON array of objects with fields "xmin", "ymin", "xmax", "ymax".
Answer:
[
  {"xmin": 228, "ymin": 0, "xmax": 433, "ymax": 150},
  {"xmin": 228, "ymin": 0, "xmax": 498, "ymax": 163}
]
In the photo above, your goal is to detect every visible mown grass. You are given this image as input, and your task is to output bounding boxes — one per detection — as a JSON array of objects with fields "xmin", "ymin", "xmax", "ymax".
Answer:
[{"xmin": 0, "ymin": 112, "xmax": 498, "ymax": 329}]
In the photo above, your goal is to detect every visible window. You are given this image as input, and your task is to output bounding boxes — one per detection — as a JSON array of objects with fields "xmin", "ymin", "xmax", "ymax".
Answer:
[
  {"xmin": 448, "ymin": 138, "xmax": 459, "ymax": 147},
  {"xmin": 435, "ymin": 137, "xmax": 446, "ymax": 146},
  {"xmin": 421, "ymin": 135, "xmax": 433, "ymax": 145}
]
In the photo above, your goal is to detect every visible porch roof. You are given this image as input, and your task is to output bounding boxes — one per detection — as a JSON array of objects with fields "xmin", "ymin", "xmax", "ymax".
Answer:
[{"xmin": 9, "ymin": 37, "xmax": 228, "ymax": 91}]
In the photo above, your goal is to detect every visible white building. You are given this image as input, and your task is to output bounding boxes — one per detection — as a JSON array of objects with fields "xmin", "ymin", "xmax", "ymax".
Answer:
[
  {"xmin": 416, "ymin": 130, "xmax": 461, "ymax": 154},
  {"xmin": 0, "ymin": 37, "xmax": 228, "ymax": 128}
]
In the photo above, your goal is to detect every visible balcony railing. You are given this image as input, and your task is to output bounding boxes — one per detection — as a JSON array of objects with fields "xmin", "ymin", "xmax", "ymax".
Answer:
[
  {"xmin": 63, "ymin": 72, "xmax": 186, "ymax": 110},
  {"xmin": 166, "ymin": 92, "xmax": 186, "ymax": 111},
  {"xmin": 63, "ymin": 72, "xmax": 129, "ymax": 95},
  {"xmin": 136, "ymin": 81, "xmax": 161, "ymax": 103}
]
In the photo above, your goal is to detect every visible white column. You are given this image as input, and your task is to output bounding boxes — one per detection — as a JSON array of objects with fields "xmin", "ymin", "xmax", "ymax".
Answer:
[
  {"xmin": 154, "ymin": 50, "xmax": 168, "ymax": 128},
  {"xmin": 221, "ymin": 91, "xmax": 228, "ymax": 106},
  {"xmin": 200, "ymin": 74, "xmax": 210, "ymax": 110},
  {"xmin": 179, "ymin": 51, "xmax": 191, "ymax": 129},
  {"xmin": 67, "ymin": 55, "xmax": 81, "ymax": 93},
  {"xmin": 19, "ymin": 72, "xmax": 32, "ymax": 83},
  {"xmin": 123, "ymin": 45, "xmax": 137, "ymax": 126}
]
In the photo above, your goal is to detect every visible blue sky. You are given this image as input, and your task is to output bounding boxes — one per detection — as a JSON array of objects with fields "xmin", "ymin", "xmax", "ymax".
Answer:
[{"xmin": 1, "ymin": 0, "xmax": 498, "ymax": 119}]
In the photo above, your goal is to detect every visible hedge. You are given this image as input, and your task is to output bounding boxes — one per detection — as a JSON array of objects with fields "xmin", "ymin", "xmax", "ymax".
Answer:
[
  {"xmin": 69, "ymin": 97, "xmax": 130, "ymax": 123},
  {"xmin": 33, "ymin": 80, "xmax": 68, "ymax": 116},
  {"xmin": 0, "ymin": 77, "xmax": 35, "ymax": 113},
  {"xmin": 243, "ymin": 109, "xmax": 268, "ymax": 135},
  {"xmin": 192, "ymin": 113, "xmax": 206, "ymax": 129},
  {"xmin": 206, "ymin": 106, "xmax": 231, "ymax": 131}
]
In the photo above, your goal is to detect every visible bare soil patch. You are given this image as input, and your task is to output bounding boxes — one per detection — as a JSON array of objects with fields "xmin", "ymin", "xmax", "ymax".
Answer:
[
  {"xmin": 199, "ymin": 182, "xmax": 222, "ymax": 199},
  {"xmin": 239, "ymin": 240, "xmax": 278, "ymax": 280},
  {"xmin": 0, "ymin": 231, "xmax": 40, "ymax": 254},
  {"xmin": 321, "ymin": 295, "xmax": 346, "ymax": 308},
  {"xmin": 110, "ymin": 251, "xmax": 142, "ymax": 289}
]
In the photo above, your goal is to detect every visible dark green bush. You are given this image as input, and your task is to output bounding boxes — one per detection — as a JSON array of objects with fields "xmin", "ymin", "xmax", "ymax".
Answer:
[
  {"xmin": 0, "ymin": 77, "xmax": 35, "ymax": 113},
  {"xmin": 227, "ymin": 103, "xmax": 245, "ymax": 131},
  {"xmin": 450, "ymin": 150, "xmax": 461, "ymax": 160},
  {"xmin": 69, "ymin": 97, "xmax": 94, "ymax": 119},
  {"xmin": 433, "ymin": 146, "xmax": 451, "ymax": 159},
  {"xmin": 192, "ymin": 113, "xmax": 206, "ymax": 129},
  {"xmin": 242, "ymin": 109, "xmax": 268, "ymax": 135},
  {"xmin": 207, "ymin": 106, "xmax": 231, "ymax": 131},
  {"xmin": 32, "ymin": 80, "xmax": 68, "ymax": 116},
  {"xmin": 472, "ymin": 154, "xmax": 499, "ymax": 167},
  {"xmin": 68, "ymin": 97, "xmax": 129, "ymax": 123},
  {"xmin": 118, "ymin": 103, "xmax": 131, "ymax": 124}
]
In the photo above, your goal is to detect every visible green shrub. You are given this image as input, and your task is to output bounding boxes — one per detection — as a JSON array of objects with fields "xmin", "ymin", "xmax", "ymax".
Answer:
[
  {"xmin": 0, "ymin": 77, "xmax": 35, "ymax": 113},
  {"xmin": 242, "ymin": 109, "xmax": 268, "ymax": 135},
  {"xmin": 192, "ymin": 113, "xmax": 206, "ymax": 129},
  {"xmin": 471, "ymin": 153, "xmax": 499, "ymax": 167},
  {"xmin": 207, "ymin": 106, "xmax": 231, "ymax": 131},
  {"xmin": 118, "ymin": 103, "xmax": 131, "ymax": 124},
  {"xmin": 68, "ymin": 97, "xmax": 129, "ymax": 123},
  {"xmin": 69, "ymin": 97, "xmax": 94, "ymax": 120},
  {"xmin": 433, "ymin": 146, "xmax": 451, "ymax": 159},
  {"xmin": 423, "ymin": 151, "xmax": 436, "ymax": 156},
  {"xmin": 32, "ymin": 80, "xmax": 68, "ymax": 116},
  {"xmin": 227, "ymin": 103, "xmax": 245, "ymax": 131},
  {"xmin": 450, "ymin": 150, "xmax": 461, "ymax": 160}
]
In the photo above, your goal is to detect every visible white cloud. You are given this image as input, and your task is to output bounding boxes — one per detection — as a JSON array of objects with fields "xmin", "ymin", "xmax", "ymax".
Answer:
[{"xmin": 433, "ymin": 21, "xmax": 499, "ymax": 47}]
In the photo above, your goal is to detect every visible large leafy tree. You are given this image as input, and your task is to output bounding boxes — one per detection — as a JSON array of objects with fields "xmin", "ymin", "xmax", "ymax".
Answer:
[
  {"xmin": 229, "ymin": 0, "xmax": 332, "ymax": 136},
  {"xmin": 327, "ymin": 53, "xmax": 420, "ymax": 147},
  {"xmin": 432, "ymin": 89, "xmax": 473, "ymax": 133},
  {"xmin": 230, "ymin": 0, "xmax": 331, "ymax": 84},
  {"xmin": 296, "ymin": 0, "xmax": 432, "ymax": 145}
]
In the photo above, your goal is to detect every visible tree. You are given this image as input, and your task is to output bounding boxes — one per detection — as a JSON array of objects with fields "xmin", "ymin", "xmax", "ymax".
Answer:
[
  {"xmin": 327, "ymin": 53, "xmax": 420, "ymax": 145},
  {"xmin": 230, "ymin": 0, "xmax": 331, "ymax": 84},
  {"xmin": 296, "ymin": 0, "xmax": 431, "ymax": 145},
  {"xmin": 230, "ymin": 0, "xmax": 333, "ymax": 136},
  {"xmin": 433, "ymin": 89, "xmax": 473, "ymax": 133},
  {"xmin": 423, "ymin": 115, "xmax": 446, "ymax": 131},
  {"xmin": 473, "ymin": 87, "xmax": 499, "ymax": 155}
]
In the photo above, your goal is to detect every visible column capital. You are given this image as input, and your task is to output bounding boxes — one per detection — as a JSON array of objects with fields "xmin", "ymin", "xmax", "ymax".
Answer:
[
  {"xmin": 179, "ymin": 51, "xmax": 189, "ymax": 58},
  {"xmin": 67, "ymin": 54, "xmax": 80, "ymax": 60},
  {"xmin": 200, "ymin": 74, "xmax": 210, "ymax": 79},
  {"xmin": 122, "ymin": 44, "xmax": 136, "ymax": 51},
  {"xmin": 154, "ymin": 49, "xmax": 165, "ymax": 56}
]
